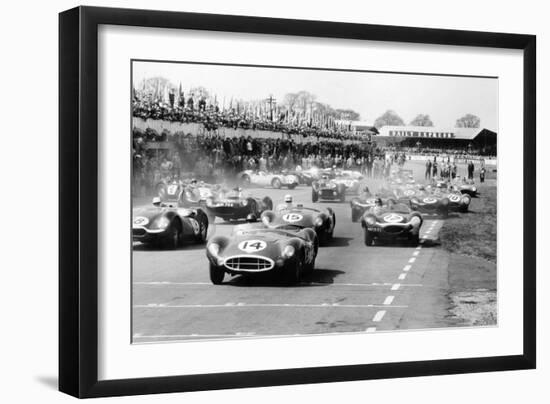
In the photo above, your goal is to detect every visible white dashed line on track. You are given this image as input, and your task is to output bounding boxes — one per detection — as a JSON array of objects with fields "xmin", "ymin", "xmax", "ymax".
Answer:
[
  {"xmin": 391, "ymin": 283, "xmax": 401, "ymax": 291},
  {"xmin": 372, "ymin": 310, "xmax": 386, "ymax": 322},
  {"xmin": 412, "ymin": 251, "xmax": 420, "ymax": 257},
  {"xmin": 408, "ymin": 257, "xmax": 416, "ymax": 264},
  {"xmin": 403, "ymin": 264, "xmax": 412, "ymax": 272},
  {"xmin": 365, "ymin": 327, "xmax": 377, "ymax": 333},
  {"xmin": 398, "ymin": 273, "xmax": 407, "ymax": 280},
  {"xmin": 134, "ymin": 303, "xmax": 408, "ymax": 309},
  {"xmin": 383, "ymin": 296, "xmax": 395, "ymax": 305}
]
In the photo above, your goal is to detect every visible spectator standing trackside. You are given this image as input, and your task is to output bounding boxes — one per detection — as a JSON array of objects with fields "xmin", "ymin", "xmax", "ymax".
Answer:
[
  {"xmin": 480, "ymin": 166, "xmax": 486, "ymax": 183},
  {"xmin": 425, "ymin": 159, "xmax": 432, "ymax": 180},
  {"xmin": 432, "ymin": 159, "xmax": 438, "ymax": 178}
]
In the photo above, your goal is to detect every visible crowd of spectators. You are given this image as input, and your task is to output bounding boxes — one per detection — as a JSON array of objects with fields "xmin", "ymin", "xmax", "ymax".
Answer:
[
  {"xmin": 132, "ymin": 129, "xmax": 383, "ymax": 196},
  {"xmin": 132, "ymin": 96, "xmax": 369, "ymax": 142}
]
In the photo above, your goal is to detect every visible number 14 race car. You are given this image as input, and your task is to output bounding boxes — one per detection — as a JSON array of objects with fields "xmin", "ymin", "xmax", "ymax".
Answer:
[{"xmin": 206, "ymin": 225, "xmax": 318, "ymax": 285}]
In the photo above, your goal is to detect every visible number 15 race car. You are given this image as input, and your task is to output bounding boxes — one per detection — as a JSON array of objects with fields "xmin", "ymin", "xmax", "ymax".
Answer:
[
  {"xmin": 132, "ymin": 198, "xmax": 209, "ymax": 249},
  {"xmin": 206, "ymin": 225, "xmax": 318, "ymax": 285}
]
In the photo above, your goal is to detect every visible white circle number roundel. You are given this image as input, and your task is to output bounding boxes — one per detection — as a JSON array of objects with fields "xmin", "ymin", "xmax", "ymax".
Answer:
[
  {"xmin": 282, "ymin": 213, "xmax": 303, "ymax": 223},
  {"xmin": 423, "ymin": 197, "xmax": 437, "ymax": 204},
  {"xmin": 133, "ymin": 216, "xmax": 149, "ymax": 226},
  {"xmin": 238, "ymin": 240, "xmax": 267, "ymax": 253},
  {"xmin": 383, "ymin": 214, "xmax": 404, "ymax": 223},
  {"xmin": 449, "ymin": 194, "xmax": 461, "ymax": 202}
]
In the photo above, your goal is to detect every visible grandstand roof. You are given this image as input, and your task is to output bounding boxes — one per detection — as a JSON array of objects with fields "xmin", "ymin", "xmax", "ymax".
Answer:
[{"xmin": 377, "ymin": 126, "xmax": 495, "ymax": 141}]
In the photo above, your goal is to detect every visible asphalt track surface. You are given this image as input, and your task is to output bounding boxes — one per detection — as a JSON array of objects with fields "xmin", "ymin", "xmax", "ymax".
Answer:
[{"xmin": 132, "ymin": 161, "xmax": 465, "ymax": 342}]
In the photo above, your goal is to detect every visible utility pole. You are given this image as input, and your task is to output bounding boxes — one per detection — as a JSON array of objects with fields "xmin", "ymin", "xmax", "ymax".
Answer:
[{"xmin": 265, "ymin": 94, "xmax": 277, "ymax": 121}]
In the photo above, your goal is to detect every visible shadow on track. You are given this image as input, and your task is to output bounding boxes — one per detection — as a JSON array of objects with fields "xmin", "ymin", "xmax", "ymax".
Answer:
[
  {"xmin": 223, "ymin": 268, "xmax": 345, "ymax": 287},
  {"xmin": 132, "ymin": 242, "xmax": 207, "ymax": 252}
]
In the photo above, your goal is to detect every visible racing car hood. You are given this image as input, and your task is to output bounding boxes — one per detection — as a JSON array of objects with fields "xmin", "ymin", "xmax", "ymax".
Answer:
[
  {"xmin": 132, "ymin": 206, "xmax": 194, "ymax": 229},
  {"xmin": 262, "ymin": 209, "xmax": 320, "ymax": 228},
  {"xmin": 218, "ymin": 231, "xmax": 296, "ymax": 258}
]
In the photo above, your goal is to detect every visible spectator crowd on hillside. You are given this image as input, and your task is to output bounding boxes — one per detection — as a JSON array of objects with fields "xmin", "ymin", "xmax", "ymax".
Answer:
[{"xmin": 132, "ymin": 97, "xmax": 369, "ymax": 142}]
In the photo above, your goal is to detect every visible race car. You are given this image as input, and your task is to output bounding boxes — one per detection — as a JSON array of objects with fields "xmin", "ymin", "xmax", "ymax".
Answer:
[
  {"xmin": 180, "ymin": 181, "xmax": 220, "ymax": 207},
  {"xmin": 443, "ymin": 187, "xmax": 472, "ymax": 212},
  {"xmin": 204, "ymin": 187, "xmax": 273, "ymax": 221},
  {"xmin": 238, "ymin": 170, "xmax": 299, "ymax": 189},
  {"xmin": 361, "ymin": 202, "xmax": 423, "ymax": 246},
  {"xmin": 311, "ymin": 175, "xmax": 346, "ymax": 202},
  {"xmin": 454, "ymin": 178, "xmax": 479, "ymax": 197},
  {"xmin": 409, "ymin": 190, "xmax": 450, "ymax": 217},
  {"xmin": 156, "ymin": 179, "xmax": 185, "ymax": 203},
  {"xmin": 132, "ymin": 198, "xmax": 209, "ymax": 248},
  {"xmin": 349, "ymin": 188, "xmax": 381, "ymax": 222},
  {"xmin": 260, "ymin": 204, "xmax": 336, "ymax": 245},
  {"xmin": 332, "ymin": 171, "xmax": 363, "ymax": 195},
  {"xmin": 206, "ymin": 225, "xmax": 318, "ymax": 284}
]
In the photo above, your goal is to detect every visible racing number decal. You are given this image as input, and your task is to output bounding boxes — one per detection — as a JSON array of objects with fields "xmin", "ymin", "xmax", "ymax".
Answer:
[
  {"xmin": 133, "ymin": 216, "xmax": 149, "ymax": 226},
  {"xmin": 383, "ymin": 214, "xmax": 404, "ymax": 223},
  {"xmin": 282, "ymin": 213, "xmax": 303, "ymax": 223},
  {"xmin": 189, "ymin": 218, "xmax": 200, "ymax": 235},
  {"xmin": 167, "ymin": 184, "xmax": 179, "ymax": 195},
  {"xmin": 423, "ymin": 197, "xmax": 437, "ymax": 204},
  {"xmin": 449, "ymin": 195, "xmax": 461, "ymax": 202},
  {"xmin": 238, "ymin": 240, "xmax": 267, "ymax": 253}
]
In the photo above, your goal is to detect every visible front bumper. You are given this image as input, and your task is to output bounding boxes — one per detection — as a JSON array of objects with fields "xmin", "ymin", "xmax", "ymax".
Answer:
[
  {"xmin": 365, "ymin": 223, "xmax": 418, "ymax": 238},
  {"xmin": 132, "ymin": 226, "xmax": 169, "ymax": 243},
  {"xmin": 206, "ymin": 205, "xmax": 251, "ymax": 219}
]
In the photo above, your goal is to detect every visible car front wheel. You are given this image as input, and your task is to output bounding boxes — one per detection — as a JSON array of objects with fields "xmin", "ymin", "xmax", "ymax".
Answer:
[{"xmin": 209, "ymin": 263, "xmax": 225, "ymax": 285}]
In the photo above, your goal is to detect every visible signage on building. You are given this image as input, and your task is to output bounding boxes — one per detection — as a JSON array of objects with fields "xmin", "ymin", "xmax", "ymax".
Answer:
[{"xmin": 388, "ymin": 130, "xmax": 455, "ymax": 139}]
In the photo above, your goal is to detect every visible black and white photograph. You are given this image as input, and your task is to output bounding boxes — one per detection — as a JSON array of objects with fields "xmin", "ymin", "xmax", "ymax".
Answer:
[{"xmin": 131, "ymin": 60, "xmax": 498, "ymax": 342}]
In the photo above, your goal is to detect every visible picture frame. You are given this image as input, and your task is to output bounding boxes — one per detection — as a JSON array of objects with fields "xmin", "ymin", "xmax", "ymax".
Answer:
[{"xmin": 59, "ymin": 6, "xmax": 536, "ymax": 398}]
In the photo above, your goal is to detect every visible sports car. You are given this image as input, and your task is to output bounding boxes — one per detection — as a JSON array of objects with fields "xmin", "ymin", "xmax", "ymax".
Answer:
[
  {"xmin": 454, "ymin": 178, "xmax": 479, "ymax": 197},
  {"xmin": 180, "ymin": 181, "xmax": 220, "ymax": 207},
  {"xmin": 239, "ymin": 170, "xmax": 299, "ymax": 189},
  {"xmin": 205, "ymin": 187, "xmax": 273, "ymax": 221},
  {"xmin": 260, "ymin": 204, "xmax": 336, "ymax": 245},
  {"xmin": 361, "ymin": 202, "xmax": 423, "ymax": 246},
  {"xmin": 132, "ymin": 200, "xmax": 209, "ymax": 248},
  {"xmin": 206, "ymin": 225, "xmax": 318, "ymax": 284},
  {"xmin": 311, "ymin": 175, "xmax": 346, "ymax": 202},
  {"xmin": 442, "ymin": 187, "xmax": 471, "ymax": 212},
  {"xmin": 409, "ymin": 190, "xmax": 450, "ymax": 217},
  {"xmin": 350, "ymin": 191, "xmax": 380, "ymax": 222},
  {"xmin": 332, "ymin": 171, "xmax": 364, "ymax": 195}
]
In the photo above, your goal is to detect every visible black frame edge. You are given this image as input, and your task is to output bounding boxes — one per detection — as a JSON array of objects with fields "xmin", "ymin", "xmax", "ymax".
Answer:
[
  {"xmin": 59, "ymin": 6, "xmax": 80, "ymax": 398},
  {"xmin": 58, "ymin": 5, "xmax": 537, "ymax": 398}
]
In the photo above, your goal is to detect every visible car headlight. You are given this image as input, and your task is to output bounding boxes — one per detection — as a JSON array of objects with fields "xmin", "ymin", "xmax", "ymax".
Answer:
[
  {"xmin": 365, "ymin": 216, "xmax": 376, "ymax": 225},
  {"xmin": 154, "ymin": 216, "xmax": 170, "ymax": 229},
  {"xmin": 241, "ymin": 199, "xmax": 248, "ymax": 206},
  {"xmin": 472, "ymin": 187, "xmax": 477, "ymax": 192},
  {"xmin": 462, "ymin": 196, "xmax": 471, "ymax": 204},
  {"xmin": 207, "ymin": 243, "xmax": 220, "ymax": 256},
  {"xmin": 410, "ymin": 216, "xmax": 421, "ymax": 226},
  {"xmin": 314, "ymin": 217, "xmax": 324, "ymax": 227},
  {"xmin": 282, "ymin": 245, "xmax": 295, "ymax": 258},
  {"xmin": 262, "ymin": 215, "xmax": 271, "ymax": 226}
]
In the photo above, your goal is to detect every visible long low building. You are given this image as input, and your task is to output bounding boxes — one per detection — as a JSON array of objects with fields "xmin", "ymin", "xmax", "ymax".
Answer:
[{"xmin": 375, "ymin": 125, "xmax": 497, "ymax": 154}]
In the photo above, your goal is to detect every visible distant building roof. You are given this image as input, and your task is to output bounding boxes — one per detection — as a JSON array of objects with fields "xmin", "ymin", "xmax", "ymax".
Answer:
[{"xmin": 377, "ymin": 126, "xmax": 495, "ymax": 141}]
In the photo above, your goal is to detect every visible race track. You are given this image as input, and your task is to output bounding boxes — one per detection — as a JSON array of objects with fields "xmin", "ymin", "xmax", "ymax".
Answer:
[{"xmin": 132, "ymin": 161, "xmax": 481, "ymax": 342}]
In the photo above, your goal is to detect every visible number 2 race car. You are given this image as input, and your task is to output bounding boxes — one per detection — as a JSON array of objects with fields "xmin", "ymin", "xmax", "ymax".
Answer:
[
  {"xmin": 132, "ymin": 200, "xmax": 209, "ymax": 249},
  {"xmin": 361, "ymin": 203, "xmax": 423, "ymax": 246},
  {"xmin": 205, "ymin": 187, "xmax": 273, "ymax": 222},
  {"xmin": 206, "ymin": 225, "xmax": 318, "ymax": 285},
  {"xmin": 260, "ymin": 204, "xmax": 336, "ymax": 245}
]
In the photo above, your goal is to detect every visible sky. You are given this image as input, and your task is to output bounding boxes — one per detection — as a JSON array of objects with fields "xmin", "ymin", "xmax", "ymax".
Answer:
[{"xmin": 132, "ymin": 60, "xmax": 498, "ymax": 131}]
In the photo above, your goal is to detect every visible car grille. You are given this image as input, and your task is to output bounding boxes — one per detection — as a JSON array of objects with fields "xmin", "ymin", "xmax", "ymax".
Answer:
[
  {"xmin": 224, "ymin": 256, "xmax": 274, "ymax": 272},
  {"xmin": 384, "ymin": 225, "xmax": 405, "ymax": 234},
  {"xmin": 132, "ymin": 228, "xmax": 147, "ymax": 237}
]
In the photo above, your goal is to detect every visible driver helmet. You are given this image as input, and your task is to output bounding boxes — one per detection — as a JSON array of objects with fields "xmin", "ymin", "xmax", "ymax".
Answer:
[
  {"xmin": 375, "ymin": 197, "xmax": 383, "ymax": 206},
  {"xmin": 284, "ymin": 194, "xmax": 293, "ymax": 204},
  {"xmin": 190, "ymin": 178, "xmax": 197, "ymax": 185},
  {"xmin": 152, "ymin": 197, "xmax": 162, "ymax": 206}
]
